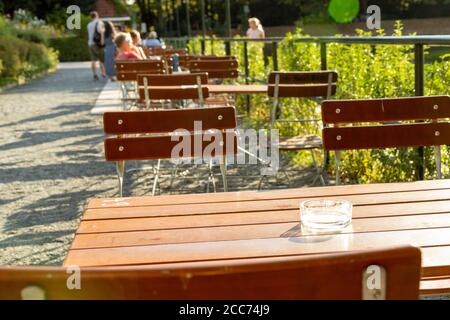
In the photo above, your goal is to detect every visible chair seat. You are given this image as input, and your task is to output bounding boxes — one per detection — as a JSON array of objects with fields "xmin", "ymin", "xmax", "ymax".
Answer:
[{"xmin": 278, "ymin": 135, "xmax": 323, "ymax": 150}]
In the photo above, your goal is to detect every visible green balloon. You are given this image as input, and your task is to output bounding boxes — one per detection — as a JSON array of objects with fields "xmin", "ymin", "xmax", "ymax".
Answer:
[{"xmin": 328, "ymin": 0, "xmax": 360, "ymax": 23}]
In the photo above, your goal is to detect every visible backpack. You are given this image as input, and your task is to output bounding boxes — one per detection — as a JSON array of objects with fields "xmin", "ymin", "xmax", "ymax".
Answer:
[{"xmin": 93, "ymin": 21, "xmax": 105, "ymax": 48}]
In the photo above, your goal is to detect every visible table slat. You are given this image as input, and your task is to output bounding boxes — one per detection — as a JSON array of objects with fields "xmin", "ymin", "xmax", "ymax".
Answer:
[
  {"xmin": 65, "ymin": 227, "xmax": 450, "ymax": 267},
  {"xmin": 87, "ymin": 179, "xmax": 450, "ymax": 209},
  {"xmin": 83, "ymin": 189, "xmax": 450, "ymax": 220}
]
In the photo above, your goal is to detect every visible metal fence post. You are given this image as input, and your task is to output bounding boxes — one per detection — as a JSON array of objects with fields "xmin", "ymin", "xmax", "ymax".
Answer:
[
  {"xmin": 272, "ymin": 41, "xmax": 279, "ymax": 71},
  {"xmin": 244, "ymin": 41, "xmax": 250, "ymax": 114},
  {"xmin": 201, "ymin": 39, "xmax": 206, "ymax": 55},
  {"xmin": 320, "ymin": 41, "xmax": 330, "ymax": 170},
  {"xmin": 320, "ymin": 42, "xmax": 327, "ymax": 70},
  {"xmin": 414, "ymin": 43, "xmax": 425, "ymax": 180},
  {"xmin": 225, "ymin": 41, "xmax": 231, "ymax": 56}
]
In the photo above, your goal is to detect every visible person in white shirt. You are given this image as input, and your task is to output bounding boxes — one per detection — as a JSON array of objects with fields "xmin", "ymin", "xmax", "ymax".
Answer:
[
  {"xmin": 87, "ymin": 11, "xmax": 106, "ymax": 80},
  {"xmin": 246, "ymin": 17, "xmax": 265, "ymax": 39}
]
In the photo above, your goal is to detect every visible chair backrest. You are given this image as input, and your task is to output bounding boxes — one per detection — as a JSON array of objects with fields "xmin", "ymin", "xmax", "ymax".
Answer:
[
  {"xmin": 321, "ymin": 95, "xmax": 450, "ymax": 183},
  {"xmin": 164, "ymin": 48, "xmax": 188, "ymax": 57},
  {"xmin": 189, "ymin": 59, "xmax": 239, "ymax": 79},
  {"xmin": 143, "ymin": 46, "xmax": 164, "ymax": 57},
  {"xmin": 103, "ymin": 106, "xmax": 237, "ymax": 161},
  {"xmin": 115, "ymin": 60, "xmax": 166, "ymax": 81},
  {"xmin": 268, "ymin": 71, "xmax": 338, "ymax": 98},
  {"xmin": 0, "ymin": 246, "xmax": 421, "ymax": 300},
  {"xmin": 138, "ymin": 86, "xmax": 210, "ymax": 102},
  {"xmin": 136, "ymin": 73, "xmax": 208, "ymax": 87},
  {"xmin": 322, "ymin": 96, "xmax": 450, "ymax": 150},
  {"xmin": 137, "ymin": 73, "xmax": 210, "ymax": 106},
  {"xmin": 267, "ymin": 71, "xmax": 338, "ymax": 124}
]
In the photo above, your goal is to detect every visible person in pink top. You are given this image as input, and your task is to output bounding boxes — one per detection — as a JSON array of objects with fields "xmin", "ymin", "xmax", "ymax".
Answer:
[{"xmin": 114, "ymin": 32, "xmax": 143, "ymax": 60}]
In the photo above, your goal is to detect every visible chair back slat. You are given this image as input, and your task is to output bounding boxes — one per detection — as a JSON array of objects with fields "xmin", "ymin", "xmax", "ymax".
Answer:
[
  {"xmin": 269, "ymin": 71, "xmax": 338, "ymax": 85},
  {"xmin": 115, "ymin": 60, "xmax": 165, "ymax": 72},
  {"xmin": 189, "ymin": 55, "xmax": 236, "ymax": 61},
  {"xmin": 105, "ymin": 132, "xmax": 238, "ymax": 161},
  {"xmin": 138, "ymin": 86, "xmax": 210, "ymax": 101},
  {"xmin": 104, "ymin": 106, "xmax": 236, "ymax": 134},
  {"xmin": 189, "ymin": 60, "xmax": 238, "ymax": 70},
  {"xmin": 0, "ymin": 246, "xmax": 421, "ymax": 300},
  {"xmin": 136, "ymin": 73, "xmax": 208, "ymax": 86},
  {"xmin": 322, "ymin": 96, "xmax": 450, "ymax": 124},
  {"xmin": 117, "ymin": 70, "xmax": 166, "ymax": 81},
  {"xmin": 322, "ymin": 96, "xmax": 450, "ymax": 152},
  {"xmin": 203, "ymin": 70, "xmax": 239, "ymax": 79},
  {"xmin": 323, "ymin": 122, "xmax": 450, "ymax": 151},
  {"xmin": 143, "ymin": 47, "xmax": 164, "ymax": 56},
  {"xmin": 164, "ymin": 48, "xmax": 188, "ymax": 56},
  {"xmin": 268, "ymin": 84, "xmax": 337, "ymax": 98}
]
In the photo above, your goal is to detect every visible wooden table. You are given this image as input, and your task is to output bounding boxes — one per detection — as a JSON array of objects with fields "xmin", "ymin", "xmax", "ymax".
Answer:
[{"xmin": 65, "ymin": 180, "xmax": 450, "ymax": 296}]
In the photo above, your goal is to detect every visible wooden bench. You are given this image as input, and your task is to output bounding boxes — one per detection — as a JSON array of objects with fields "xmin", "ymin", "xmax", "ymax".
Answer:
[
  {"xmin": 0, "ymin": 246, "xmax": 421, "ymax": 299},
  {"xmin": 322, "ymin": 95, "xmax": 450, "ymax": 185}
]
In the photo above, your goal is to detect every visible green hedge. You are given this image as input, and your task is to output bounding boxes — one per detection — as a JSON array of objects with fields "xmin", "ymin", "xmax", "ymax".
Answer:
[
  {"xmin": 0, "ymin": 34, "xmax": 58, "ymax": 86},
  {"xmin": 49, "ymin": 36, "xmax": 91, "ymax": 62}
]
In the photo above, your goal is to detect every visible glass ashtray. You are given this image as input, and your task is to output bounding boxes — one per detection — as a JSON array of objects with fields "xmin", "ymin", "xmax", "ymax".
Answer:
[{"xmin": 300, "ymin": 199, "xmax": 352, "ymax": 231}]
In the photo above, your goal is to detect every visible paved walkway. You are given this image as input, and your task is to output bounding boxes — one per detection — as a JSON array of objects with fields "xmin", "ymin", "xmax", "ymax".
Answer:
[
  {"xmin": 0, "ymin": 62, "xmax": 111, "ymax": 265},
  {"xmin": 0, "ymin": 62, "xmax": 317, "ymax": 266}
]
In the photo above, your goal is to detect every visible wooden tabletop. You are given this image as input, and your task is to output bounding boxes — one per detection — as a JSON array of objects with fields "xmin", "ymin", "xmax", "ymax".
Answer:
[
  {"xmin": 207, "ymin": 84, "xmax": 267, "ymax": 94},
  {"xmin": 65, "ymin": 180, "xmax": 450, "ymax": 296}
]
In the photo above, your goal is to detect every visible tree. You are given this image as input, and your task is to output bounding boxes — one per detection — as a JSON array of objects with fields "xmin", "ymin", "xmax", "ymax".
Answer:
[{"xmin": 0, "ymin": 0, "xmax": 96, "ymax": 26}]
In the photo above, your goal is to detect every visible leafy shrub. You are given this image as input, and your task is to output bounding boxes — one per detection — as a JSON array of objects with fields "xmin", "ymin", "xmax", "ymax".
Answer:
[
  {"xmin": 49, "ymin": 36, "xmax": 91, "ymax": 62},
  {"xmin": 48, "ymin": 14, "xmax": 91, "ymax": 62},
  {"xmin": 14, "ymin": 28, "xmax": 49, "ymax": 45},
  {"xmin": 186, "ymin": 21, "xmax": 450, "ymax": 183},
  {"xmin": 0, "ymin": 34, "xmax": 58, "ymax": 86},
  {"xmin": 0, "ymin": 13, "xmax": 58, "ymax": 86}
]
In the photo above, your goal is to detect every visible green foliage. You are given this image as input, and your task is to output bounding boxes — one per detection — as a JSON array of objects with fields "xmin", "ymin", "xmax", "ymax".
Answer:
[
  {"xmin": 0, "ymin": 14, "xmax": 58, "ymax": 86},
  {"xmin": 49, "ymin": 36, "xmax": 90, "ymax": 62},
  {"xmin": 185, "ymin": 21, "xmax": 450, "ymax": 183}
]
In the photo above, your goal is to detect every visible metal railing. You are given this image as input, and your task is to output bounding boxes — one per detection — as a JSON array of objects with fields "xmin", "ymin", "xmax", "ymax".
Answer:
[{"xmin": 165, "ymin": 35, "xmax": 450, "ymax": 179}]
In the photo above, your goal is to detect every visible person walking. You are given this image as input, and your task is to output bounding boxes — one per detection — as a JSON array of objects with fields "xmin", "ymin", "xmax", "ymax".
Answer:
[
  {"xmin": 87, "ymin": 11, "xmax": 106, "ymax": 81},
  {"xmin": 246, "ymin": 17, "xmax": 265, "ymax": 39},
  {"xmin": 104, "ymin": 20, "xmax": 117, "ymax": 81}
]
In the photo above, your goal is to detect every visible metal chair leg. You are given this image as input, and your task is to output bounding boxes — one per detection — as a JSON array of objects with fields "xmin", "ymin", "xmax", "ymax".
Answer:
[
  {"xmin": 152, "ymin": 159, "xmax": 161, "ymax": 196},
  {"xmin": 219, "ymin": 156, "xmax": 228, "ymax": 192},
  {"xmin": 310, "ymin": 149, "xmax": 325, "ymax": 186},
  {"xmin": 434, "ymin": 146, "xmax": 442, "ymax": 179},
  {"xmin": 116, "ymin": 161, "xmax": 125, "ymax": 197},
  {"xmin": 335, "ymin": 151, "xmax": 341, "ymax": 186},
  {"xmin": 168, "ymin": 164, "xmax": 179, "ymax": 194},
  {"xmin": 207, "ymin": 159, "xmax": 217, "ymax": 193}
]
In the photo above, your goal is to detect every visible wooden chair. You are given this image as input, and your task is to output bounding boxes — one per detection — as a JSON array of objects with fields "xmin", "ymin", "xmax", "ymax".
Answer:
[
  {"xmin": 137, "ymin": 73, "xmax": 209, "ymax": 109},
  {"xmin": 0, "ymin": 246, "xmax": 421, "ymax": 300},
  {"xmin": 115, "ymin": 60, "xmax": 167, "ymax": 109},
  {"xmin": 261, "ymin": 71, "xmax": 338, "ymax": 188},
  {"xmin": 188, "ymin": 59, "xmax": 239, "ymax": 80},
  {"xmin": 321, "ymin": 95, "xmax": 450, "ymax": 185},
  {"xmin": 103, "ymin": 106, "xmax": 237, "ymax": 197},
  {"xmin": 115, "ymin": 60, "xmax": 166, "ymax": 81},
  {"xmin": 143, "ymin": 46, "xmax": 164, "ymax": 57}
]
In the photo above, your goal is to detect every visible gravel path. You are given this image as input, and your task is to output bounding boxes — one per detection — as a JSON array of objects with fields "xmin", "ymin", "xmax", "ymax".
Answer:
[{"xmin": 0, "ymin": 62, "xmax": 319, "ymax": 266}]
